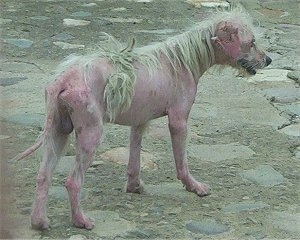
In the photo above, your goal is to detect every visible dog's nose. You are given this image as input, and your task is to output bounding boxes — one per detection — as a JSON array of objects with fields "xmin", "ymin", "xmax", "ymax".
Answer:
[{"xmin": 266, "ymin": 56, "xmax": 272, "ymax": 66}]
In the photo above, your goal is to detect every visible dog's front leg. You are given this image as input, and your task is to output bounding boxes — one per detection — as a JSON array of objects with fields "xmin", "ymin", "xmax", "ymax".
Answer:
[
  {"xmin": 126, "ymin": 125, "xmax": 146, "ymax": 193},
  {"xmin": 168, "ymin": 110, "xmax": 210, "ymax": 196}
]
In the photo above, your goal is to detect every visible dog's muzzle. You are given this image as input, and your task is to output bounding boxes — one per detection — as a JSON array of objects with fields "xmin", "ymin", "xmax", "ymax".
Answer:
[
  {"xmin": 237, "ymin": 55, "xmax": 272, "ymax": 75},
  {"xmin": 237, "ymin": 58, "xmax": 257, "ymax": 75}
]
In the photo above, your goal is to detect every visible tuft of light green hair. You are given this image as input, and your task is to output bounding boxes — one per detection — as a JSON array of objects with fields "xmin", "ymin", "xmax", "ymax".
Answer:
[
  {"xmin": 104, "ymin": 37, "xmax": 137, "ymax": 122},
  {"xmin": 101, "ymin": 34, "xmax": 161, "ymax": 122}
]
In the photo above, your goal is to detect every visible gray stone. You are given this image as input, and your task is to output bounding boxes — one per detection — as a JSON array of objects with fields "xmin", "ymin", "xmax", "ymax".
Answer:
[
  {"xmin": 30, "ymin": 16, "xmax": 49, "ymax": 21},
  {"xmin": 279, "ymin": 123, "xmax": 300, "ymax": 137},
  {"xmin": 98, "ymin": 17, "xmax": 142, "ymax": 23},
  {"xmin": 111, "ymin": 7, "xmax": 127, "ymax": 12},
  {"xmin": 87, "ymin": 210, "xmax": 136, "ymax": 237},
  {"xmin": 53, "ymin": 41, "xmax": 85, "ymax": 49},
  {"xmin": 274, "ymin": 102, "xmax": 300, "ymax": 117},
  {"xmin": 285, "ymin": 103, "xmax": 300, "ymax": 116},
  {"xmin": 188, "ymin": 143, "xmax": 255, "ymax": 162},
  {"xmin": 6, "ymin": 38, "xmax": 33, "ymax": 48},
  {"xmin": 51, "ymin": 33, "xmax": 75, "ymax": 41},
  {"xmin": 270, "ymin": 212, "xmax": 300, "ymax": 234},
  {"xmin": 137, "ymin": 29, "xmax": 177, "ymax": 35},
  {"xmin": 1, "ymin": 61, "xmax": 43, "ymax": 73},
  {"xmin": 240, "ymin": 165, "xmax": 286, "ymax": 187},
  {"xmin": 262, "ymin": 87, "xmax": 300, "ymax": 103},
  {"xmin": 63, "ymin": 19, "xmax": 90, "ymax": 26},
  {"xmin": 287, "ymin": 70, "xmax": 300, "ymax": 84},
  {"xmin": 222, "ymin": 202, "xmax": 269, "ymax": 213},
  {"xmin": 187, "ymin": 0, "xmax": 229, "ymax": 8},
  {"xmin": 81, "ymin": 3, "xmax": 97, "ymax": 7},
  {"xmin": 70, "ymin": 11, "xmax": 92, "ymax": 17},
  {"xmin": 0, "ymin": 135, "xmax": 11, "ymax": 140},
  {"xmin": 5, "ymin": 113, "xmax": 44, "ymax": 127},
  {"xmin": 0, "ymin": 18, "xmax": 12, "ymax": 24},
  {"xmin": 91, "ymin": 160, "xmax": 104, "ymax": 167},
  {"xmin": 127, "ymin": 0, "xmax": 153, "ymax": 2},
  {"xmin": 0, "ymin": 76, "xmax": 27, "ymax": 86},
  {"xmin": 294, "ymin": 146, "xmax": 300, "ymax": 160},
  {"xmin": 185, "ymin": 220, "xmax": 230, "ymax": 235},
  {"xmin": 278, "ymin": 23, "xmax": 300, "ymax": 32},
  {"xmin": 200, "ymin": 1, "xmax": 229, "ymax": 8}
]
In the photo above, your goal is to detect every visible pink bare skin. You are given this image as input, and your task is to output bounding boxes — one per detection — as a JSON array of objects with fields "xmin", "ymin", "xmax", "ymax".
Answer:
[{"xmin": 15, "ymin": 19, "xmax": 271, "ymax": 230}]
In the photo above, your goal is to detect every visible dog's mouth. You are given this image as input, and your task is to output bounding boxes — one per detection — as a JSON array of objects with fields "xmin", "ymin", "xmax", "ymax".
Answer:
[{"xmin": 237, "ymin": 59, "xmax": 256, "ymax": 75}]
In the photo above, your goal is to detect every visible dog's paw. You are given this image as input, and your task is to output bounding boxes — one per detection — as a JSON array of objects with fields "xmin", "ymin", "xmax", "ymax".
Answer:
[
  {"xmin": 183, "ymin": 176, "xmax": 210, "ymax": 196},
  {"xmin": 126, "ymin": 179, "xmax": 145, "ymax": 194},
  {"xmin": 31, "ymin": 215, "xmax": 50, "ymax": 230},
  {"xmin": 73, "ymin": 214, "xmax": 95, "ymax": 230}
]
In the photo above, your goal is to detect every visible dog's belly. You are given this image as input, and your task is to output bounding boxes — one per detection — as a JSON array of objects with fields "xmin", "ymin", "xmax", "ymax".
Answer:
[{"xmin": 113, "ymin": 95, "xmax": 169, "ymax": 126}]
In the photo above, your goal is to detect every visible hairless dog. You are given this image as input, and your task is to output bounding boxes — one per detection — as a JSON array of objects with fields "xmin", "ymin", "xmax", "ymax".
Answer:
[{"xmin": 14, "ymin": 8, "xmax": 271, "ymax": 230}]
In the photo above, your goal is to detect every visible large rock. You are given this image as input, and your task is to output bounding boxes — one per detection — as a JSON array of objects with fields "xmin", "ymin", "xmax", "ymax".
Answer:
[
  {"xmin": 100, "ymin": 147, "xmax": 158, "ymax": 170},
  {"xmin": 188, "ymin": 143, "xmax": 255, "ymax": 162},
  {"xmin": 63, "ymin": 19, "xmax": 90, "ymax": 26},
  {"xmin": 269, "ymin": 212, "xmax": 300, "ymax": 234},
  {"xmin": 146, "ymin": 182, "xmax": 191, "ymax": 198},
  {"xmin": 5, "ymin": 38, "xmax": 33, "ymax": 48},
  {"xmin": 278, "ymin": 123, "xmax": 300, "ymax": 137},
  {"xmin": 5, "ymin": 113, "xmax": 44, "ymax": 127},
  {"xmin": 240, "ymin": 165, "xmax": 286, "ymax": 187},
  {"xmin": 222, "ymin": 202, "xmax": 269, "ymax": 213},
  {"xmin": 186, "ymin": 0, "xmax": 229, "ymax": 8},
  {"xmin": 246, "ymin": 69, "xmax": 292, "ymax": 83},
  {"xmin": 186, "ymin": 220, "xmax": 230, "ymax": 235},
  {"xmin": 263, "ymin": 87, "xmax": 300, "ymax": 103},
  {"xmin": 87, "ymin": 210, "xmax": 136, "ymax": 237}
]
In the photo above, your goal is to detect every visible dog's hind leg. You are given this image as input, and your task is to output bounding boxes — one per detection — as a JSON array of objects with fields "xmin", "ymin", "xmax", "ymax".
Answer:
[
  {"xmin": 126, "ymin": 124, "xmax": 146, "ymax": 193},
  {"xmin": 168, "ymin": 108, "xmax": 210, "ymax": 197},
  {"xmin": 65, "ymin": 96, "xmax": 102, "ymax": 229},
  {"xmin": 31, "ymin": 120, "xmax": 71, "ymax": 230}
]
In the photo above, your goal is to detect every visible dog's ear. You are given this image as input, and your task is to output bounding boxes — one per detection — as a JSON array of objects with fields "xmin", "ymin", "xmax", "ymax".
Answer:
[{"xmin": 211, "ymin": 36, "xmax": 224, "ymax": 50}]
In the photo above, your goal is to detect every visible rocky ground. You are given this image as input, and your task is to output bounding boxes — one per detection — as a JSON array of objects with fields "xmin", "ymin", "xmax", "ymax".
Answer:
[{"xmin": 0, "ymin": 0, "xmax": 299, "ymax": 239}]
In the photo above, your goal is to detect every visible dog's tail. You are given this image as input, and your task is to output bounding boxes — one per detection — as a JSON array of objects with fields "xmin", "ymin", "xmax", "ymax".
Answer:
[{"xmin": 11, "ymin": 81, "xmax": 61, "ymax": 162}]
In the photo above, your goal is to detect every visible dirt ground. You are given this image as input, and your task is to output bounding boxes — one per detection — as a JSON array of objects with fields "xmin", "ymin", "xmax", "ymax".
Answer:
[{"xmin": 1, "ymin": 0, "xmax": 299, "ymax": 239}]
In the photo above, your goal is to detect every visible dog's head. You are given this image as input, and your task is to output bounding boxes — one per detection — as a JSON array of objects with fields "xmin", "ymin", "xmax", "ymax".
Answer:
[{"xmin": 211, "ymin": 21, "xmax": 271, "ymax": 75}]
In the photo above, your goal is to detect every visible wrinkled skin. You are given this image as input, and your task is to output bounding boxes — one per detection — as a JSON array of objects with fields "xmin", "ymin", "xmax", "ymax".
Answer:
[{"xmin": 18, "ymin": 19, "xmax": 271, "ymax": 230}]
